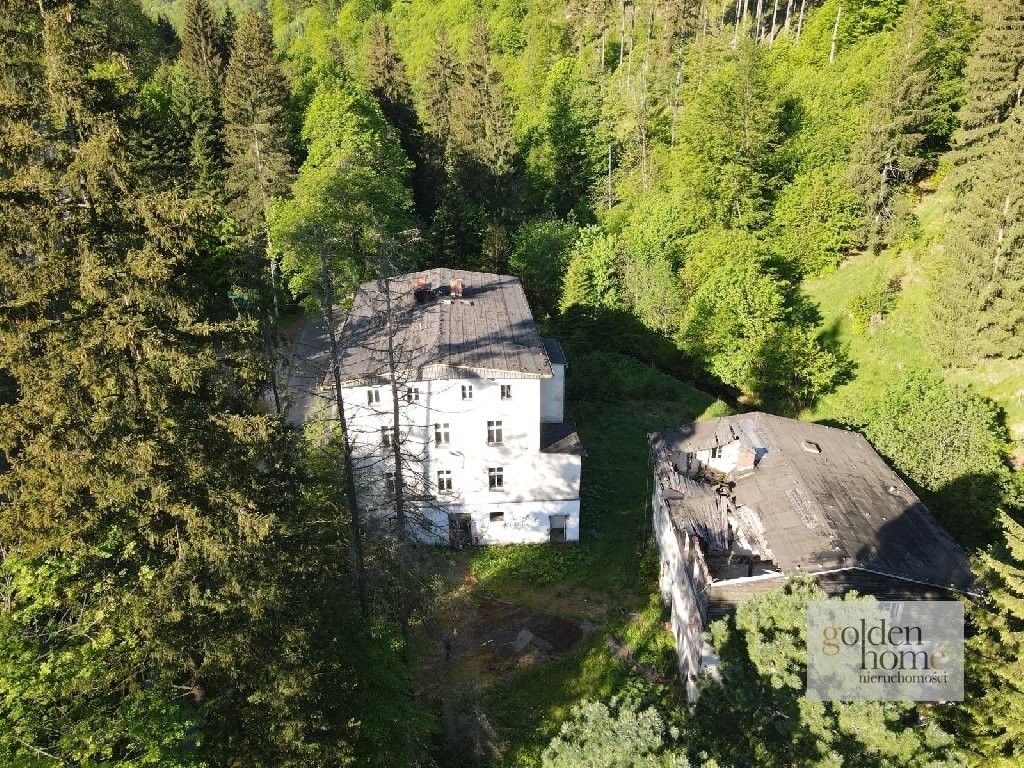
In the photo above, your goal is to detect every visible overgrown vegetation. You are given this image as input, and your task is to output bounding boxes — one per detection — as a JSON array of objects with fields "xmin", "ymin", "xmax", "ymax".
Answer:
[{"xmin": 3, "ymin": 0, "xmax": 1024, "ymax": 765}]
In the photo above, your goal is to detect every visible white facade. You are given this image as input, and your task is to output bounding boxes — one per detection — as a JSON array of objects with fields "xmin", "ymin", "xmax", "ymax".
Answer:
[
  {"xmin": 652, "ymin": 482, "xmax": 709, "ymax": 702},
  {"xmin": 343, "ymin": 371, "xmax": 582, "ymax": 546}
]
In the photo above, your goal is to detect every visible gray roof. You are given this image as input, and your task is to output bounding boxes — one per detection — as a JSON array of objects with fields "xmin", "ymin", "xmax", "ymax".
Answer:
[
  {"xmin": 543, "ymin": 337, "xmax": 567, "ymax": 366},
  {"xmin": 540, "ymin": 422, "xmax": 587, "ymax": 456},
  {"xmin": 338, "ymin": 269, "xmax": 554, "ymax": 383},
  {"xmin": 651, "ymin": 413, "xmax": 975, "ymax": 593}
]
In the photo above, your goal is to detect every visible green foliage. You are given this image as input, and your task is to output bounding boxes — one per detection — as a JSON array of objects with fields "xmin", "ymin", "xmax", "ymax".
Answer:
[
  {"xmin": 678, "ymin": 230, "xmax": 850, "ymax": 408},
  {"xmin": 771, "ymin": 165, "xmax": 862, "ymax": 277},
  {"xmin": 959, "ymin": 512, "xmax": 1024, "ymax": 765},
  {"xmin": 271, "ymin": 74, "xmax": 414, "ymax": 310},
  {"xmin": 692, "ymin": 577, "xmax": 963, "ymax": 767},
  {"xmin": 223, "ymin": 9, "xmax": 293, "ymax": 242},
  {"xmin": 541, "ymin": 695, "xmax": 686, "ymax": 768},
  {"xmin": 508, "ymin": 216, "xmax": 579, "ymax": 319},
  {"xmin": 560, "ymin": 226, "xmax": 621, "ymax": 312},
  {"xmin": 852, "ymin": 369, "xmax": 1011, "ymax": 549},
  {"xmin": 531, "ymin": 57, "xmax": 603, "ymax": 218},
  {"xmin": 847, "ymin": 273, "xmax": 900, "ymax": 333}
]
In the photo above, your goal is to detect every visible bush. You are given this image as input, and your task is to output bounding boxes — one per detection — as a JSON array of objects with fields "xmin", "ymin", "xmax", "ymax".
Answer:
[{"xmin": 847, "ymin": 273, "xmax": 900, "ymax": 334}]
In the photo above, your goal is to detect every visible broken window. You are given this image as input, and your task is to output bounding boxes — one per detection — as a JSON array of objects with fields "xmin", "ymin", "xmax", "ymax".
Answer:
[
  {"xmin": 385, "ymin": 471, "xmax": 396, "ymax": 496},
  {"xmin": 489, "ymin": 511, "xmax": 504, "ymax": 522},
  {"xmin": 487, "ymin": 420, "xmax": 503, "ymax": 444},
  {"xmin": 381, "ymin": 426, "xmax": 396, "ymax": 449},
  {"xmin": 488, "ymin": 466, "xmax": 504, "ymax": 491},
  {"xmin": 500, "ymin": 384, "xmax": 512, "ymax": 400}
]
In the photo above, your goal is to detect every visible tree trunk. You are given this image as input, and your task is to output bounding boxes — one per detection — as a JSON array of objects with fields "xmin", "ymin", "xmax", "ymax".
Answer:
[
  {"xmin": 607, "ymin": 143, "xmax": 614, "ymax": 209},
  {"xmin": 829, "ymin": 4, "xmax": 841, "ymax": 63},
  {"xmin": 322, "ymin": 255, "xmax": 370, "ymax": 618},
  {"xmin": 619, "ymin": 0, "xmax": 627, "ymax": 67},
  {"xmin": 796, "ymin": 0, "xmax": 807, "ymax": 39},
  {"xmin": 671, "ymin": 54, "xmax": 684, "ymax": 146},
  {"xmin": 381, "ymin": 275, "xmax": 412, "ymax": 649}
]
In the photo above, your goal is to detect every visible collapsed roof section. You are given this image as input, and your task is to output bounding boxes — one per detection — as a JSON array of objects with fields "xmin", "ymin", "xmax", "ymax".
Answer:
[{"xmin": 650, "ymin": 413, "xmax": 975, "ymax": 593}]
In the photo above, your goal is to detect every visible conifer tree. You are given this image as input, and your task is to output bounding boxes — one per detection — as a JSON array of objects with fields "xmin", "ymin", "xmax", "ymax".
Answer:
[
  {"xmin": 181, "ymin": 0, "xmax": 223, "ymax": 94},
  {"xmin": 178, "ymin": 0, "xmax": 226, "ymax": 192},
  {"xmin": 223, "ymin": 10, "xmax": 293, "ymax": 249},
  {"xmin": 949, "ymin": 0, "xmax": 1024, "ymax": 168},
  {"xmin": 218, "ymin": 5, "xmax": 237, "ymax": 67},
  {"xmin": 933, "ymin": 105, "xmax": 1024, "ymax": 363},
  {"xmin": 0, "ymin": 2, "xmax": 419, "ymax": 763},
  {"xmin": 962, "ymin": 512, "xmax": 1024, "ymax": 765}
]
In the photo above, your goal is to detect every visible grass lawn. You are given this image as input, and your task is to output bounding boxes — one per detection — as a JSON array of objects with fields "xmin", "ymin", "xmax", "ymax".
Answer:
[
  {"xmin": 415, "ymin": 356, "xmax": 728, "ymax": 767},
  {"xmin": 801, "ymin": 189, "xmax": 1024, "ymax": 461}
]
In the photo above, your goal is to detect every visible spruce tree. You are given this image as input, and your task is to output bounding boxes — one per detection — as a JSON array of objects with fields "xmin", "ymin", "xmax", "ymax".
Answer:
[
  {"xmin": 962, "ymin": 513, "xmax": 1024, "ymax": 764},
  {"xmin": 949, "ymin": 0, "xmax": 1024, "ymax": 168},
  {"xmin": 178, "ymin": 0, "xmax": 225, "ymax": 193},
  {"xmin": 223, "ymin": 10, "xmax": 293, "ymax": 245},
  {"xmin": 218, "ymin": 4, "xmax": 237, "ymax": 68},
  {"xmin": 1, "ymin": 2, "xmax": 420, "ymax": 763},
  {"xmin": 365, "ymin": 16, "xmax": 431, "ymax": 221}
]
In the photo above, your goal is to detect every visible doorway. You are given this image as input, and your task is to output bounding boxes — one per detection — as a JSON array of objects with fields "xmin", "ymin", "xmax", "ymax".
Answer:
[
  {"xmin": 549, "ymin": 514, "xmax": 568, "ymax": 543},
  {"xmin": 449, "ymin": 513, "xmax": 472, "ymax": 548}
]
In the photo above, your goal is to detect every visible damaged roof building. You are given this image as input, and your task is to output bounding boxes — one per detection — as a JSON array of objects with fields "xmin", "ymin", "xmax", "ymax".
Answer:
[{"xmin": 649, "ymin": 412, "xmax": 976, "ymax": 701}]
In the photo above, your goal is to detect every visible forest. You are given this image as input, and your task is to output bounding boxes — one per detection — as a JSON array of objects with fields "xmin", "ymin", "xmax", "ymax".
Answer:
[{"xmin": 1, "ymin": 0, "xmax": 1023, "ymax": 765}]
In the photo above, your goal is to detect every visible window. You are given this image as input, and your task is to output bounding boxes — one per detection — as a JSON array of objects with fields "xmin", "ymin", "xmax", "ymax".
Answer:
[
  {"xmin": 487, "ymin": 420, "xmax": 503, "ymax": 445},
  {"xmin": 489, "ymin": 511, "xmax": 505, "ymax": 523},
  {"xmin": 385, "ymin": 471, "xmax": 396, "ymax": 496},
  {"xmin": 437, "ymin": 470, "xmax": 452, "ymax": 492},
  {"xmin": 381, "ymin": 426, "xmax": 396, "ymax": 449},
  {"xmin": 406, "ymin": 386, "xmax": 420, "ymax": 403},
  {"xmin": 500, "ymin": 384, "xmax": 511, "ymax": 400},
  {"xmin": 462, "ymin": 384, "xmax": 473, "ymax": 400},
  {"xmin": 710, "ymin": 445, "xmax": 721, "ymax": 459},
  {"xmin": 434, "ymin": 423, "xmax": 450, "ymax": 446},
  {"xmin": 488, "ymin": 466, "xmax": 504, "ymax": 491},
  {"xmin": 367, "ymin": 389, "xmax": 380, "ymax": 405}
]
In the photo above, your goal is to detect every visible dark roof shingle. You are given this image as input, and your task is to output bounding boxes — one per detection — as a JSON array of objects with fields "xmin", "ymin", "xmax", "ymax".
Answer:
[{"xmin": 338, "ymin": 269, "xmax": 553, "ymax": 382}]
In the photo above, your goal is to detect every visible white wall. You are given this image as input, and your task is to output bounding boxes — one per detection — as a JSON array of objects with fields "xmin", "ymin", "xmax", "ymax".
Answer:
[
  {"xmin": 406, "ymin": 498, "xmax": 581, "ymax": 545},
  {"xmin": 341, "ymin": 374, "xmax": 581, "ymax": 545},
  {"xmin": 540, "ymin": 363, "xmax": 565, "ymax": 423},
  {"xmin": 653, "ymin": 484, "xmax": 710, "ymax": 702}
]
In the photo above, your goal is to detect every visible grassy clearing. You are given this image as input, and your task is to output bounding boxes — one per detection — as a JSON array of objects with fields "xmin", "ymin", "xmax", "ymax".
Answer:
[
  {"xmin": 802, "ymin": 189, "xmax": 1024, "ymax": 458},
  {"xmin": 415, "ymin": 353, "xmax": 728, "ymax": 766}
]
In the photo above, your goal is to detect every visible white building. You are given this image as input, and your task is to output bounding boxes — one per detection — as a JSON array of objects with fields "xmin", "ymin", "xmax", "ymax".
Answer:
[
  {"xmin": 288, "ymin": 269, "xmax": 584, "ymax": 546},
  {"xmin": 649, "ymin": 413, "xmax": 976, "ymax": 701}
]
